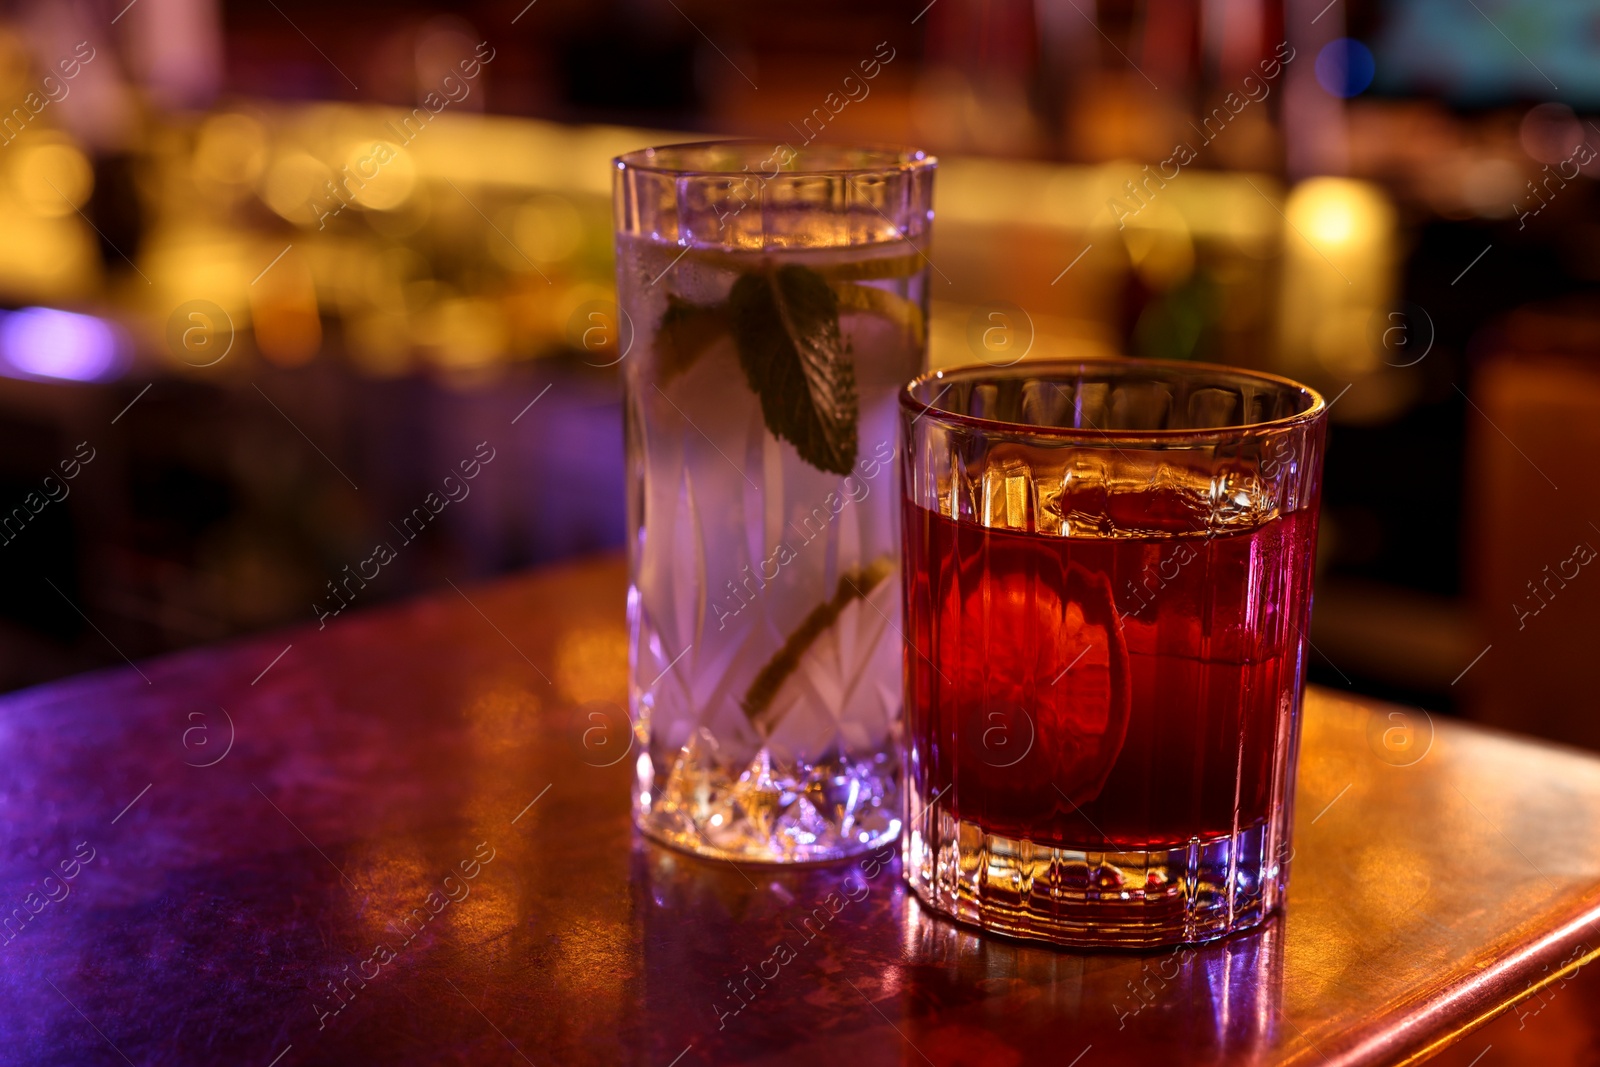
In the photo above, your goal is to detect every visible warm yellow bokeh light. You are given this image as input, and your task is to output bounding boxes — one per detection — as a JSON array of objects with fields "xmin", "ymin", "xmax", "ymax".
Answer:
[
  {"xmin": 509, "ymin": 194, "xmax": 583, "ymax": 265},
  {"xmin": 1307, "ymin": 202, "xmax": 1354, "ymax": 245},
  {"xmin": 1276, "ymin": 176, "xmax": 1399, "ymax": 413},
  {"xmin": 11, "ymin": 141, "xmax": 93, "ymax": 218},
  {"xmin": 1286, "ymin": 177, "xmax": 1389, "ymax": 251},
  {"xmin": 260, "ymin": 150, "xmax": 333, "ymax": 225},
  {"xmin": 194, "ymin": 112, "xmax": 268, "ymax": 186},
  {"xmin": 140, "ymin": 228, "xmax": 254, "ymax": 360},
  {"xmin": 417, "ymin": 296, "xmax": 508, "ymax": 373},
  {"xmin": 550, "ymin": 280, "xmax": 613, "ymax": 340},
  {"xmin": 0, "ymin": 209, "xmax": 101, "ymax": 300},
  {"xmin": 1119, "ymin": 200, "xmax": 1196, "ymax": 292},
  {"xmin": 363, "ymin": 246, "xmax": 429, "ymax": 315},
  {"xmin": 343, "ymin": 140, "xmax": 417, "ymax": 211}
]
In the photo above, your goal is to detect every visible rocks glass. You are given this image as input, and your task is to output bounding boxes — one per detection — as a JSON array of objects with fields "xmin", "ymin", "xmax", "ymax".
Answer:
[{"xmin": 900, "ymin": 359, "xmax": 1327, "ymax": 945}]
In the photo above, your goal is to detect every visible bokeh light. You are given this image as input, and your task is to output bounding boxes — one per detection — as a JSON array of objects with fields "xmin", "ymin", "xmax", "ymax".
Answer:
[
  {"xmin": 0, "ymin": 307, "xmax": 122, "ymax": 382},
  {"xmin": 259, "ymin": 150, "xmax": 335, "ymax": 224},
  {"xmin": 194, "ymin": 112, "xmax": 269, "ymax": 186},
  {"xmin": 1315, "ymin": 39, "xmax": 1376, "ymax": 98},
  {"xmin": 10, "ymin": 141, "xmax": 93, "ymax": 218}
]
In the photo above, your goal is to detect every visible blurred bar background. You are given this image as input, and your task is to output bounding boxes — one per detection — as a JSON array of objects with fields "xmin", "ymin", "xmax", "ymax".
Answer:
[{"xmin": 0, "ymin": 0, "xmax": 1597, "ymax": 750}]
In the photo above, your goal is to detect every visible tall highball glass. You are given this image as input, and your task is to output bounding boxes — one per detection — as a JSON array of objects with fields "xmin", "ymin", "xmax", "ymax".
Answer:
[
  {"xmin": 900, "ymin": 359, "xmax": 1326, "ymax": 945},
  {"xmin": 615, "ymin": 142, "xmax": 935, "ymax": 862}
]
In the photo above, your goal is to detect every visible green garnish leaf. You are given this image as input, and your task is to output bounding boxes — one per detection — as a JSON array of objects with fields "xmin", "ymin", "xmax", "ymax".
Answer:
[
  {"xmin": 729, "ymin": 265, "xmax": 858, "ymax": 476},
  {"xmin": 741, "ymin": 556, "xmax": 896, "ymax": 736},
  {"xmin": 655, "ymin": 295, "xmax": 729, "ymax": 381}
]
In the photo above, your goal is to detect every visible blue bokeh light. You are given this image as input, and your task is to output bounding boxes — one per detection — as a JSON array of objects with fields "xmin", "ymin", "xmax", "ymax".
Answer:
[{"xmin": 1316, "ymin": 38, "xmax": 1376, "ymax": 98}]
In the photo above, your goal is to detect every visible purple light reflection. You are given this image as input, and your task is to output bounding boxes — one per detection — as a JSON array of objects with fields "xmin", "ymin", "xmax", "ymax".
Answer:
[{"xmin": 0, "ymin": 307, "xmax": 124, "ymax": 382}]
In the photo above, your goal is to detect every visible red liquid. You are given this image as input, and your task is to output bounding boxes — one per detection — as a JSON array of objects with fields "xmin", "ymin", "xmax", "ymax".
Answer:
[{"xmin": 904, "ymin": 499, "xmax": 1317, "ymax": 850}]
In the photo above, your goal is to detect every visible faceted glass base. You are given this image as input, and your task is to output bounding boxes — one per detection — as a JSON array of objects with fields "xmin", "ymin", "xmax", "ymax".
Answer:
[
  {"xmin": 636, "ymin": 742, "xmax": 901, "ymax": 864},
  {"xmin": 903, "ymin": 806, "xmax": 1285, "ymax": 948}
]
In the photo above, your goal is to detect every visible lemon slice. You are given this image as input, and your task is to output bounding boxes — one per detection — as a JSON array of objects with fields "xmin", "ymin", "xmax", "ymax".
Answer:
[
  {"xmin": 814, "ymin": 250, "xmax": 925, "ymax": 281},
  {"xmin": 940, "ymin": 559, "xmax": 1130, "ymax": 808},
  {"xmin": 676, "ymin": 245, "xmax": 924, "ymax": 282},
  {"xmin": 832, "ymin": 282, "xmax": 926, "ymax": 349}
]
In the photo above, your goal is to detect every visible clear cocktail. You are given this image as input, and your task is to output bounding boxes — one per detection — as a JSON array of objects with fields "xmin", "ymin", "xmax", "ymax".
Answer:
[{"xmin": 615, "ymin": 142, "xmax": 935, "ymax": 862}]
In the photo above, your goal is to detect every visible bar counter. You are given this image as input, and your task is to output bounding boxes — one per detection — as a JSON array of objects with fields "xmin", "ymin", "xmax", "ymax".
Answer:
[{"xmin": 3, "ymin": 556, "xmax": 1598, "ymax": 1066}]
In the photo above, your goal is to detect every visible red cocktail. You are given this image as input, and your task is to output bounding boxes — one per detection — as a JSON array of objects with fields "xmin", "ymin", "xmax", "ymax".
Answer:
[{"xmin": 900, "ymin": 360, "xmax": 1327, "ymax": 947}]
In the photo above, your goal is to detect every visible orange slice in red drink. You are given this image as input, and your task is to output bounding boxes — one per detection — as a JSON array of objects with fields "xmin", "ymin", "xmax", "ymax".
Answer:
[
  {"xmin": 939, "ymin": 559, "xmax": 1130, "ymax": 814},
  {"xmin": 1043, "ymin": 563, "xmax": 1131, "ymax": 806}
]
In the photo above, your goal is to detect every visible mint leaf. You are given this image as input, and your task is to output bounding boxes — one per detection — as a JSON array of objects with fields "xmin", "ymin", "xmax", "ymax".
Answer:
[
  {"xmin": 741, "ymin": 556, "xmax": 895, "ymax": 736},
  {"xmin": 655, "ymin": 295, "xmax": 728, "ymax": 382},
  {"xmin": 729, "ymin": 265, "xmax": 858, "ymax": 476}
]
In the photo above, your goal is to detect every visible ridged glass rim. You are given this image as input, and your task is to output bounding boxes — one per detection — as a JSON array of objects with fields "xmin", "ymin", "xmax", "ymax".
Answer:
[
  {"xmin": 613, "ymin": 139, "xmax": 937, "ymax": 178},
  {"xmin": 900, "ymin": 357, "xmax": 1327, "ymax": 442}
]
